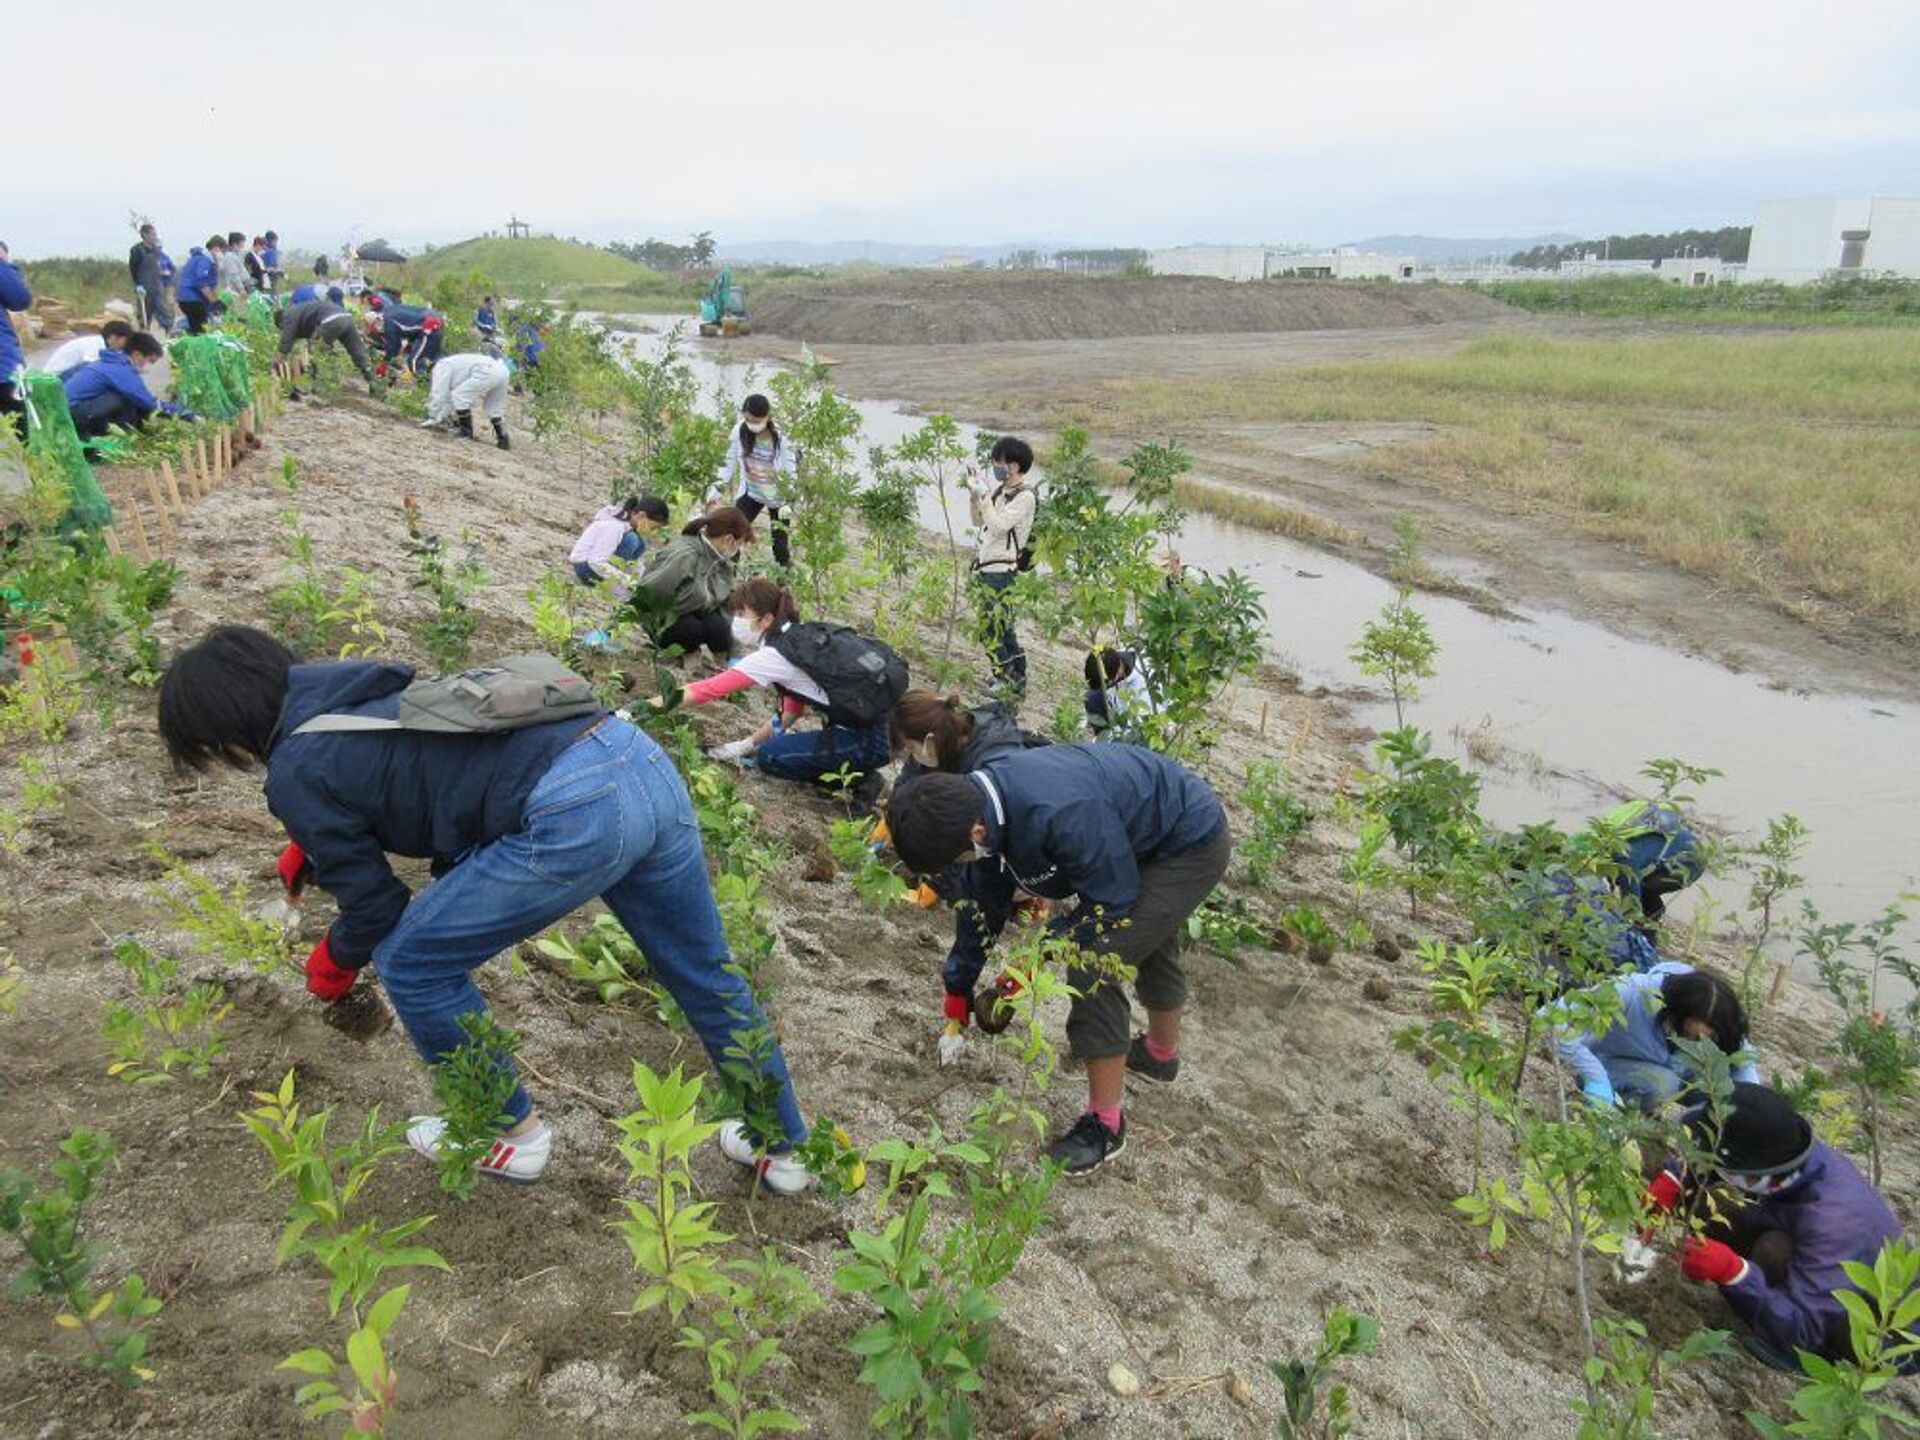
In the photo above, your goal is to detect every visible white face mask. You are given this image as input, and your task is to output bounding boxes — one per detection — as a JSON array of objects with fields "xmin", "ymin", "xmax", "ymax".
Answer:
[
  {"xmin": 909, "ymin": 736, "xmax": 941, "ymax": 769},
  {"xmin": 745, "ymin": 418, "xmax": 769, "ymax": 435},
  {"xmin": 970, "ymin": 841, "xmax": 994, "ymax": 862},
  {"xmin": 729, "ymin": 614, "xmax": 762, "ymax": 649}
]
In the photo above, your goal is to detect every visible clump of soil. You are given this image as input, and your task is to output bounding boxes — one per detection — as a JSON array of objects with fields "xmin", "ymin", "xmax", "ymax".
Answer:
[{"xmin": 750, "ymin": 271, "xmax": 1511, "ymax": 345}]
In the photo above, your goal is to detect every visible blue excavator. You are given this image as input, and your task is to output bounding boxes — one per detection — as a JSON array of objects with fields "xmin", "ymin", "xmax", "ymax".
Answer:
[{"xmin": 697, "ymin": 268, "xmax": 749, "ymax": 337}]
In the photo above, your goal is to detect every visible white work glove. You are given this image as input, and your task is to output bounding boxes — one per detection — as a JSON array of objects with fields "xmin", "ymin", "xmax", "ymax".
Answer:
[
  {"xmin": 708, "ymin": 737, "xmax": 755, "ymax": 763},
  {"xmin": 1615, "ymin": 1235, "xmax": 1659, "ymax": 1285},
  {"xmin": 937, "ymin": 1028, "xmax": 969, "ymax": 1067}
]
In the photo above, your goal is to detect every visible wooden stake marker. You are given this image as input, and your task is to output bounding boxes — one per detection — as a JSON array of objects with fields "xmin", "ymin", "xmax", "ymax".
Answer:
[{"xmin": 159, "ymin": 459, "xmax": 186, "ymax": 514}]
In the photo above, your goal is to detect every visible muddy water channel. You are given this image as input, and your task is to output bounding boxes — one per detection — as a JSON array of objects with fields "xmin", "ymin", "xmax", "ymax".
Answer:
[{"xmin": 611, "ymin": 319, "xmax": 1920, "ymax": 949}]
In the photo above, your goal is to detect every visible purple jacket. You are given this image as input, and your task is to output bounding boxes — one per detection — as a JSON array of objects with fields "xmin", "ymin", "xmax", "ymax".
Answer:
[{"xmin": 1718, "ymin": 1142, "xmax": 1908, "ymax": 1364}]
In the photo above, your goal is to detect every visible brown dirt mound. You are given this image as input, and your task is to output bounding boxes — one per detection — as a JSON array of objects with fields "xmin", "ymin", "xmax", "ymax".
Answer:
[{"xmin": 749, "ymin": 271, "xmax": 1512, "ymax": 345}]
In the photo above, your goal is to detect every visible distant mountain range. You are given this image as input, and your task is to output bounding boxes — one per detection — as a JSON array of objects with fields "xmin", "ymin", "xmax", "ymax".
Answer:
[{"xmin": 719, "ymin": 234, "xmax": 1589, "ymax": 267}]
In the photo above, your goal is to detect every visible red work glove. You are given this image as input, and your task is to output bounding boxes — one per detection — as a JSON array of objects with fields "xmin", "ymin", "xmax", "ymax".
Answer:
[
  {"xmin": 305, "ymin": 936, "xmax": 358, "ymax": 1004},
  {"xmin": 943, "ymin": 992, "xmax": 972, "ymax": 1027},
  {"xmin": 1680, "ymin": 1237, "xmax": 1748, "ymax": 1286},
  {"xmin": 277, "ymin": 841, "xmax": 313, "ymax": 900},
  {"xmin": 1644, "ymin": 1170, "xmax": 1684, "ymax": 1215}
]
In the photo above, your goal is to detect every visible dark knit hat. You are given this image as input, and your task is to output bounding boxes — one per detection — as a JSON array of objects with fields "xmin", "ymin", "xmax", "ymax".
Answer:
[{"xmin": 1698, "ymin": 1082, "xmax": 1815, "ymax": 1175}]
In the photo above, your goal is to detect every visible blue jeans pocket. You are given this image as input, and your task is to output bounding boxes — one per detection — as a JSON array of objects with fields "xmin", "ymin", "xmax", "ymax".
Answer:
[{"xmin": 524, "ymin": 782, "xmax": 622, "ymax": 882}]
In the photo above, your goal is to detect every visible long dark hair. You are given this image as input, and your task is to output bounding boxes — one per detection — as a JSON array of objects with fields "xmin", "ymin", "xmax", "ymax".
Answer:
[
  {"xmin": 680, "ymin": 506, "xmax": 755, "ymax": 542},
  {"xmin": 738, "ymin": 393, "xmax": 781, "ymax": 458},
  {"xmin": 889, "ymin": 690, "xmax": 976, "ymax": 770},
  {"xmin": 1660, "ymin": 968, "xmax": 1749, "ymax": 1056},
  {"xmin": 729, "ymin": 578, "xmax": 800, "ymax": 627}
]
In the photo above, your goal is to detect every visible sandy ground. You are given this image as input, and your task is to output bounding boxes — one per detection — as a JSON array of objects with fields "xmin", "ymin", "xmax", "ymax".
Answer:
[
  {"xmin": 727, "ymin": 314, "xmax": 1920, "ymax": 703},
  {"xmin": 0, "ymin": 391, "xmax": 1912, "ymax": 1439}
]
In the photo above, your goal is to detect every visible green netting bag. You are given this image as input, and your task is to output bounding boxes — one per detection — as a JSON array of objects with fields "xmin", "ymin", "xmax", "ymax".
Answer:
[
  {"xmin": 169, "ymin": 334, "xmax": 253, "ymax": 421},
  {"xmin": 22, "ymin": 371, "xmax": 114, "ymax": 532}
]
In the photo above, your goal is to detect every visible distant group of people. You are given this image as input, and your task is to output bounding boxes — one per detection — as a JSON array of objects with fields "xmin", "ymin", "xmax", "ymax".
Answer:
[{"xmin": 129, "ymin": 223, "xmax": 284, "ymax": 334}]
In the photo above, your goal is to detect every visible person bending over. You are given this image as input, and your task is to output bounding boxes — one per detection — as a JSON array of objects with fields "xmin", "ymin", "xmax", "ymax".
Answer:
[
  {"xmin": 155, "ymin": 626, "xmax": 821, "ymax": 1193},
  {"xmin": 1648, "ymin": 1083, "xmax": 1912, "ymax": 1373},
  {"xmin": 175, "ymin": 238, "xmax": 225, "ymax": 334},
  {"xmin": 0, "ymin": 243, "xmax": 35, "ymax": 436},
  {"xmin": 421, "ymin": 353, "xmax": 512, "ymax": 448},
  {"xmin": 712, "ymin": 393, "xmax": 796, "ymax": 569},
  {"xmin": 629, "ymin": 507, "xmax": 753, "ymax": 661},
  {"xmin": 62, "ymin": 333, "xmax": 189, "ymax": 441},
  {"xmin": 44, "ymin": 319, "xmax": 136, "ymax": 380},
  {"xmin": 1083, "ymin": 646, "xmax": 1162, "ymax": 737},
  {"xmin": 885, "ymin": 743, "xmax": 1232, "ymax": 1176},
  {"xmin": 1551, "ymin": 961, "xmax": 1759, "ymax": 1112},
  {"xmin": 277, "ymin": 296, "xmax": 377, "ymax": 392},
  {"xmin": 572, "ymin": 495, "xmax": 669, "ymax": 589},
  {"xmin": 658, "ymin": 579, "xmax": 898, "ymax": 801},
  {"xmin": 1602, "ymin": 798, "xmax": 1705, "ymax": 924}
]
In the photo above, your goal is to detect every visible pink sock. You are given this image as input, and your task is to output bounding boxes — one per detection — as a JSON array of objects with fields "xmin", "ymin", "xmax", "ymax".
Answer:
[
  {"xmin": 1144, "ymin": 1036, "xmax": 1179, "ymax": 1064},
  {"xmin": 1088, "ymin": 1104, "xmax": 1122, "ymax": 1133}
]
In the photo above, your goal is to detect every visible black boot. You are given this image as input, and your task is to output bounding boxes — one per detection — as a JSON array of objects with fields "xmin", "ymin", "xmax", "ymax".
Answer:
[
  {"xmin": 454, "ymin": 408, "xmax": 475, "ymax": 439},
  {"xmin": 491, "ymin": 417, "xmax": 510, "ymax": 451}
]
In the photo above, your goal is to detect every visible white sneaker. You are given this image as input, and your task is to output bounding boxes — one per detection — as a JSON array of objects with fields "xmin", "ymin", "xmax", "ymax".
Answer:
[
  {"xmin": 717, "ymin": 1120, "xmax": 817, "ymax": 1195},
  {"xmin": 406, "ymin": 1115, "xmax": 552, "ymax": 1183}
]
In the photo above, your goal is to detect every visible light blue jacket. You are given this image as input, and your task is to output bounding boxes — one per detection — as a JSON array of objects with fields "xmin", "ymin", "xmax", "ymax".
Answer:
[{"xmin": 1551, "ymin": 961, "xmax": 1761, "ymax": 1091}]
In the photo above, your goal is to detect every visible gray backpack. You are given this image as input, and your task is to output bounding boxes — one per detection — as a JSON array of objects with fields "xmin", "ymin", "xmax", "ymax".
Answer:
[{"xmin": 293, "ymin": 654, "xmax": 600, "ymax": 736}]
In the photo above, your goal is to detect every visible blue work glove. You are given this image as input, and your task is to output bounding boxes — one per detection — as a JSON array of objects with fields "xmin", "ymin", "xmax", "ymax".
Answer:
[{"xmin": 1581, "ymin": 1077, "xmax": 1618, "ymax": 1107}]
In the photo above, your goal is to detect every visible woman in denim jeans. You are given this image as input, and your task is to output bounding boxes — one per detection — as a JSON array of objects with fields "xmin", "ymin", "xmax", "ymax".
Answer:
[{"xmin": 156, "ymin": 626, "xmax": 819, "ymax": 1192}]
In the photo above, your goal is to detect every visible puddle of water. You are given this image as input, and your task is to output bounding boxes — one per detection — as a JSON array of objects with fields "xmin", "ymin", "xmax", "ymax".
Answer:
[{"xmin": 608, "ymin": 316, "xmax": 1920, "ymax": 959}]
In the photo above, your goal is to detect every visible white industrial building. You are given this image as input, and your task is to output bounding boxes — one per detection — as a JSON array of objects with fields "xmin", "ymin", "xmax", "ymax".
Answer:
[
  {"xmin": 1147, "ymin": 244, "xmax": 1414, "ymax": 281},
  {"xmin": 1744, "ymin": 197, "xmax": 1920, "ymax": 283},
  {"xmin": 1148, "ymin": 245, "xmax": 1277, "ymax": 281}
]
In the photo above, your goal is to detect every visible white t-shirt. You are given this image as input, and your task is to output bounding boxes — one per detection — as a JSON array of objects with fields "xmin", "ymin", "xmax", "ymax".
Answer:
[
  {"xmin": 733, "ymin": 644, "xmax": 829, "ymax": 706},
  {"xmin": 41, "ymin": 335, "xmax": 107, "ymax": 376}
]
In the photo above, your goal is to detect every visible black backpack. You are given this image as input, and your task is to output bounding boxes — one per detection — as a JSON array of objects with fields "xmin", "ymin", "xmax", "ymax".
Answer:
[{"xmin": 766, "ymin": 622, "xmax": 909, "ymax": 728}]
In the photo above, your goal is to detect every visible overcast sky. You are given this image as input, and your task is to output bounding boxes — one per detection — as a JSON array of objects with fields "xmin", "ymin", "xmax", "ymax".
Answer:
[{"xmin": 7, "ymin": 0, "xmax": 1917, "ymax": 257}]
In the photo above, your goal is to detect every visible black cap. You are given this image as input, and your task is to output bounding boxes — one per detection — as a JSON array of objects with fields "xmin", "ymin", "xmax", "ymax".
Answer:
[{"xmin": 1696, "ymin": 1083, "xmax": 1815, "ymax": 1174}]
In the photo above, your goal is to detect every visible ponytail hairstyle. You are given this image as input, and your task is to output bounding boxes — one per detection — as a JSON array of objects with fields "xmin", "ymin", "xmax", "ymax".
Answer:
[
  {"xmin": 739, "ymin": 392, "xmax": 782, "ymax": 456},
  {"xmin": 681, "ymin": 505, "xmax": 755, "ymax": 543},
  {"xmin": 1658, "ymin": 968, "xmax": 1749, "ymax": 1057},
  {"xmin": 728, "ymin": 577, "xmax": 800, "ymax": 628},
  {"xmin": 889, "ymin": 689, "xmax": 977, "ymax": 771}
]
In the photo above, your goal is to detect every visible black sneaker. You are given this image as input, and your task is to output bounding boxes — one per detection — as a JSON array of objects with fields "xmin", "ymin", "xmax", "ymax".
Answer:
[
  {"xmin": 1126, "ymin": 1034, "xmax": 1179, "ymax": 1084},
  {"xmin": 1047, "ymin": 1113, "xmax": 1126, "ymax": 1177}
]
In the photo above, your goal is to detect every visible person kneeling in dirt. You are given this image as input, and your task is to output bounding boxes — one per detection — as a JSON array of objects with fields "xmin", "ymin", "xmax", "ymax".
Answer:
[
  {"xmin": 626, "ymin": 507, "xmax": 753, "ymax": 662},
  {"xmin": 277, "ymin": 295, "xmax": 378, "ymax": 393},
  {"xmin": 1549, "ymin": 961, "xmax": 1759, "ymax": 1113},
  {"xmin": 62, "ymin": 332, "xmax": 191, "ymax": 442},
  {"xmin": 571, "ymin": 495, "xmax": 669, "ymax": 590},
  {"xmin": 1646, "ymin": 1082, "xmax": 1913, "ymax": 1373},
  {"xmin": 1083, "ymin": 645, "xmax": 1164, "ymax": 738},
  {"xmin": 655, "ymin": 579, "xmax": 904, "ymax": 804},
  {"xmin": 885, "ymin": 743, "xmax": 1231, "ymax": 1176},
  {"xmin": 421, "ymin": 353, "xmax": 513, "ymax": 449},
  {"xmin": 1601, "ymin": 798, "xmax": 1705, "ymax": 925},
  {"xmin": 155, "ymin": 626, "xmax": 822, "ymax": 1192}
]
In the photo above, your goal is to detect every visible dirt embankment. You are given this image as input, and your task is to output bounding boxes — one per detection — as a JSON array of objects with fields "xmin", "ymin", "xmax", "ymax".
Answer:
[
  {"xmin": 750, "ymin": 272, "xmax": 1512, "ymax": 345},
  {"xmin": 0, "ymin": 393, "xmax": 1900, "ymax": 1439}
]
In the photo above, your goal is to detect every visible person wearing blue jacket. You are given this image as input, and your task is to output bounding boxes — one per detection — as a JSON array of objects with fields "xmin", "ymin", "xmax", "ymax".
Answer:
[
  {"xmin": 1603, "ymin": 798, "xmax": 1705, "ymax": 923},
  {"xmin": 1649, "ymin": 1084, "xmax": 1914, "ymax": 1373},
  {"xmin": 62, "ymin": 333, "xmax": 189, "ymax": 441},
  {"xmin": 175, "ymin": 238, "xmax": 225, "ymax": 334},
  {"xmin": 886, "ymin": 743, "xmax": 1232, "ymax": 1176},
  {"xmin": 1549, "ymin": 960, "xmax": 1760, "ymax": 1112},
  {"xmin": 475, "ymin": 297, "xmax": 498, "ymax": 341},
  {"xmin": 153, "ymin": 626, "xmax": 824, "ymax": 1193},
  {"xmin": 0, "ymin": 241, "xmax": 31, "ymax": 436}
]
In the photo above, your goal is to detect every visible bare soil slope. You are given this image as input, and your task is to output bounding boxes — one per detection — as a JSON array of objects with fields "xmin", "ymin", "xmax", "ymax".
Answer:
[
  {"xmin": 750, "ymin": 272, "xmax": 1511, "ymax": 345},
  {"xmin": 0, "ymin": 394, "xmax": 1904, "ymax": 1439}
]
